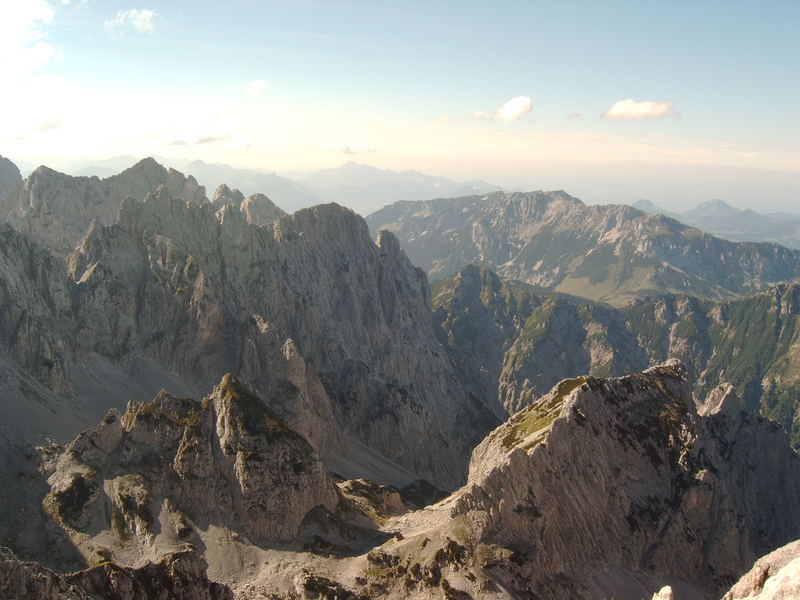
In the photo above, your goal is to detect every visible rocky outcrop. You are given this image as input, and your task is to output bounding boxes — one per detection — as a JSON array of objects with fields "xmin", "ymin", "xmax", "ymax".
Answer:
[
  {"xmin": 211, "ymin": 184, "xmax": 287, "ymax": 224},
  {"xmin": 0, "ymin": 155, "xmax": 22, "ymax": 200},
  {"xmin": 457, "ymin": 362, "xmax": 800, "ymax": 597},
  {"xmin": 43, "ymin": 375, "xmax": 338, "ymax": 565},
  {"xmin": 0, "ymin": 546, "xmax": 233, "ymax": 600},
  {"xmin": 722, "ymin": 539, "xmax": 800, "ymax": 600},
  {"xmin": 211, "ymin": 183, "xmax": 244, "ymax": 208},
  {"xmin": 336, "ymin": 363, "xmax": 800, "ymax": 600},
  {"xmin": 367, "ymin": 191, "xmax": 800, "ymax": 305},
  {"xmin": 0, "ymin": 158, "xmax": 206, "ymax": 254}
]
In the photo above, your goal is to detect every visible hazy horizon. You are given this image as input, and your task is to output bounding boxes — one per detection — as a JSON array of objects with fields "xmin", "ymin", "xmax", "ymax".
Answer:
[{"xmin": 2, "ymin": 0, "xmax": 798, "ymax": 212}]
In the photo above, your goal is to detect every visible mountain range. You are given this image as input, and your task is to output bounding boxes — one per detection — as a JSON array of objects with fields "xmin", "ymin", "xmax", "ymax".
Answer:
[
  {"xmin": 0, "ymin": 154, "xmax": 799, "ymax": 598},
  {"xmin": 367, "ymin": 190, "xmax": 800, "ymax": 305},
  {"xmin": 634, "ymin": 198, "xmax": 800, "ymax": 249}
]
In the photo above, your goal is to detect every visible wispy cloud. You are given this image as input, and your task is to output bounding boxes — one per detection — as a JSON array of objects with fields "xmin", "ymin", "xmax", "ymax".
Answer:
[
  {"xmin": 32, "ymin": 116, "xmax": 64, "ymax": 132},
  {"xmin": 567, "ymin": 113, "xmax": 583, "ymax": 120},
  {"xmin": 438, "ymin": 114, "xmax": 453, "ymax": 124},
  {"xmin": 104, "ymin": 9, "xmax": 159, "ymax": 38},
  {"xmin": 166, "ymin": 133, "xmax": 230, "ymax": 146},
  {"xmin": 603, "ymin": 99, "xmax": 679, "ymax": 120},
  {"xmin": 321, "ymin": 142, "xmax": 375, "ymax": 154},
  {"xmin": 237, "ymin": 79, "xmax": 269, "ymax": 98}
]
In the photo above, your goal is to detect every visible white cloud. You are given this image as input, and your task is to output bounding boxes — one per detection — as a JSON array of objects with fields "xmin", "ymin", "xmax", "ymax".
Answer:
[
  {"xmin": 167, "ymin": 134, "xmax": 229, "ymax": 146},
  {"xmin": 468, "ymin": 96, "xmax": 532, "ymax": 123},
  {"xmin": 321, "ymin": 142, "xmax": 375, "ymax": 154},
  {"xmin": 438, "ymin": 114, "xmax": 453, "ymax": 124},
  {"xmin": 603, "ymin": 99, "xmax": 679, "ymax": 120},
  {"xmin": 104, "ymin": 9, "xmax": 159, "ymax": 38},
  {"xmin": 0, "ymin": 0, "xmax": 61, "ymax": 79},
  {"xmin": 495, "ymin": 96, "xmax": 532, "ymax": 123},
  {"xmin": 238, "ymin": 80, "xmax": 269, "ymax": 98},
  {"xmin": 567, "ymin": 112, "xmax": 583, "ymax": 120}
]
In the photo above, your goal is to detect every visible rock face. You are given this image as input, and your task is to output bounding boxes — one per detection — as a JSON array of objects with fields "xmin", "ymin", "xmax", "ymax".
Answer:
[
  {"xmin": 0, "ymin": 175, "xmax": 495, "ymax": 488},
  {"xmin": 367, "ymin": 191, "xmax": 800, "ymax": 305},
  {"xmin": 44, "ymin": 374, "xmax": 338, "ymax": 566},
  {"xmin": 722, "ymin": 539, "xmax": 800, "ymax": 600},
  {"xmin": 340, "ymin": 363, "xmax": 800, "ymax": 600},
  {"xmin": 457, "ymin": 362, "xmax": 800, "ymax": 597},
  {"xmin": 0, "ymin": 158, "xmax": 206, "ymax": 254},
  {"xmin": 434, "ymin": 266, "xmax": 800, "ymax": 447},
  {"xmin": 0, "ymin": 546, "xmax": 232, "ymax": 600},
  {"xmin": 0, "ymin": 155, "xmax": 22, "ymax": 200}
]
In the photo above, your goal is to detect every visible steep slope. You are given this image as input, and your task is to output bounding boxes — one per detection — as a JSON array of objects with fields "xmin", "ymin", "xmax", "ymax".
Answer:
[
  {"xmin": 336, "ymin": 364, "xmax": 800, "ymax": 600},
  {"xmin": 434, "ymin": 266, "xmax": 800, "ymax": 445},
  {"xmin": 0, "ymin": 186, "xmax": 495, "ymax": 488},
  {"xmin": 433, "ymin": 265, "xmax": 647, "ymax": 414},
  {"xmin": 0, "ymin": 158, "xmax": 206, "ymax": 254},
  {"xmin": 367, "ymin": 191, "xmax": 800, "ymax": 305},
  {"xmin": 0, "ymin": 155, "xmax": 22, "ymax": 200},
  {"xmin": 623, "ymin": 285, "xmax": 800, "ymax": 446}
]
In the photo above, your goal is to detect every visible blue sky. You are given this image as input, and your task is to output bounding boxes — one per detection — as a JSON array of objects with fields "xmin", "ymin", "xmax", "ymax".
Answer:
[{"xmin": 1, "ymin": 0, "xmax": 798, "ymax": 208}]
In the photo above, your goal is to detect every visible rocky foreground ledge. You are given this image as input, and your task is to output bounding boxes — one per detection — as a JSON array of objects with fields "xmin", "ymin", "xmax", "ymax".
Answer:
[{"xmin": 2, "ymin": 363, "xmax": 799, "ymax": 599}]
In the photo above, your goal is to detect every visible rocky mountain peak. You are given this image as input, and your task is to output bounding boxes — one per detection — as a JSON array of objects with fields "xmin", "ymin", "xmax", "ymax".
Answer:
[
  {"xmin": 211, "ymin": 183, "xmax": 244, "ymax": 207},
  {"xmin": 436, "ymin": 361, "xmax": 800, "ymax": 597}
]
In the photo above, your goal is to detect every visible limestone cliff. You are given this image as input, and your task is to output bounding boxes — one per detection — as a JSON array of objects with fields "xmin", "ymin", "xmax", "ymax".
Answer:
[{"xmin": 0, "ymin": 180, "xmax": 495, "ymax": 488}]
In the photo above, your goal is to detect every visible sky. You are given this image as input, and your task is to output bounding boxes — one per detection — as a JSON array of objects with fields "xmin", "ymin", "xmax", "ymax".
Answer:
[{"xmin": 1, "ymin": 0, "xmax": 798, "ymax": 210}]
